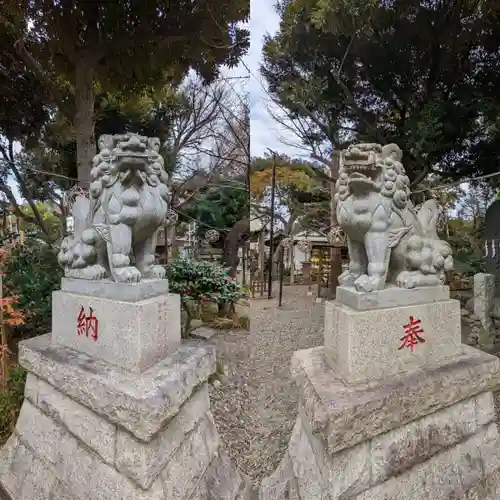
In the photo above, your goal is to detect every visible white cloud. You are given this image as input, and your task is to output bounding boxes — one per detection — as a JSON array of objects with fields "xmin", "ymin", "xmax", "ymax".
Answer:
[{"xmin": 226, "ymin": 0, "xmax": 310, "ymax": 159}]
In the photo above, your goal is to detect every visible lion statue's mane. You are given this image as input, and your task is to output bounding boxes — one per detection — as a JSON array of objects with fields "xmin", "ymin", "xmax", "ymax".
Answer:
[
  {"xmin": 58, "ymin": 133, "xmax": 170, "ymax": 283},
  {"xmin": 334, "ymin": 142, "xmax": 453, "ymax": 292}
]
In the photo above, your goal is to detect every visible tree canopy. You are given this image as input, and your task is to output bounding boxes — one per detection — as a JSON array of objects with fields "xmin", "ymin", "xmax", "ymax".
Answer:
[
  {"xmin": 1, "ymin": 0, "xmax": 249, "ymax": 181},
  {"xmin": 261, "ymin": 0, "xmax": 500, "ymax": 185},
  {"xmin": 251, "ymin": 155, "xmax": 330, "ymax": 233}
]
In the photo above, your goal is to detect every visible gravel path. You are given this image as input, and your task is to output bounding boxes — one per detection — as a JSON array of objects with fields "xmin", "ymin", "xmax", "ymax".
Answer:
[
  {"xmin": 204, "ymin": 285, "xmax": 500, "ymax": 485},
  {"xmin": 205, "ymin": 285, "xmax": 324, "ymax": 484}
]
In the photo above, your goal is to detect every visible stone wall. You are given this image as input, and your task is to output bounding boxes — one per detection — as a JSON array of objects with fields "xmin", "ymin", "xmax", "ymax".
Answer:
[
  {"xmin": 259, "ymin": 285, "xmax": 500, "ymax": 499},
  {"xmin": 0, "ymin": 275, "xmax": 254, "ymax": 500}
]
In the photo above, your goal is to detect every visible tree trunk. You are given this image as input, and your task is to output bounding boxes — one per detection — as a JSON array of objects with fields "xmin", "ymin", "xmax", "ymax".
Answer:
[
  {"xmin": 75, "ymin": 58, "xmax": 96, "ymax": 185},
  {"xmin": 258, "ymin": 231, "xmax": 265, "ymax": 283},
  {"xmin": 330, "ymin": 151, "xmax": 340, "ymax": 227},
  {"xmin": 222, "ymin": 219, "xmax": 249, "ymax": 276}
]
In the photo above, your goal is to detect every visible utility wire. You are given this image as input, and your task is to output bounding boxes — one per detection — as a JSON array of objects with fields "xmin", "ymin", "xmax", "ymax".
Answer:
[
  {"xmin": 240, "ymin": 59, "xmax": 500, "ymax": 194},
  {"xmin": 6, "ymin": 157, "xmax": 500, "ymax": 195},
  {"xmin": 410, "ymin": 171, "xmax": 500, "ymax": 194},
  {"xmin": 1, "ymin": 160, "xmax": 249, "ymax": 191},
  {"xmin": 173, "ymin": 207, "xmax": 238, "ymax": 232}
]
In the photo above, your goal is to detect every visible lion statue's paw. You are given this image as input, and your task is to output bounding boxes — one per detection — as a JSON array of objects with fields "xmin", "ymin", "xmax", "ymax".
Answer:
[
  {"xmin": 142, "ymin": 265, "xmax": 166, "ymax": 280},
  {"xmin": 396, "ymin": 270, "xmax": 420, "ymax": 289},
  {"xmin": 113, "ymin": 266, "xmax": 142, "ymax": 283},
  {"xmin": 71, "ymin": 265, "xmax": 108, "ymax": 281},
  {"xmin": 354, "ymin": 274, "xmax": 385, "ymax": 292},
  {"xmin": 338, "ymin": 270, "xmax": 361, "ymax": 287}
]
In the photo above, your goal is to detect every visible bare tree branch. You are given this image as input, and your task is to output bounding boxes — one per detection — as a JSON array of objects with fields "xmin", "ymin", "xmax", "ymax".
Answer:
[{"xmin": 0, "ymin": 138, "xmax": 53, "ymax": 240}]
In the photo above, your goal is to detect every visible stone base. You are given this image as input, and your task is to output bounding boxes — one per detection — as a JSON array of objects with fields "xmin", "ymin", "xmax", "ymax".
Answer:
[
  {"xmin": 52, "ymin": 289, "xmax": 181, "ymax": 372},
  {"xmin": 260, "ymin": 346, "xmax": 500, "ymax": 500},
  {"xmin": 324, "ymin": 297, "xmax": 463, "ymax": 385},
  {"xmin": 0, "ymin": 335, "xmax": 252, "ymax": 499},
  {"xmin": 61, "ymin": 277, "xmax": 170, "ymax": 302},
  {"xmin": 336, "ymin": 284, "xmax": 450, "ymax": 310}
]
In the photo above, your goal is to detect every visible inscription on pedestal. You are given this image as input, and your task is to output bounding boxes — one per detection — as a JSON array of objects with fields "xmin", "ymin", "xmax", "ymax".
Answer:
[
  {"xmin": 324, "ymin": 299, "xmax": 463, "ymax": 384},
  {"xmin": 157, "ymin": 298, "xmax": 168, "ymax": 324},
  {"xmin": 398, "ymin": 315, "xmax": 425, "ymax": 352},
  {"xmin": 53, "ymin": 291, "xmax": 181, "ymax": 373},
  {"xmin": 76, "ymin": 305, "xmax": 99, "ymax": 341}
]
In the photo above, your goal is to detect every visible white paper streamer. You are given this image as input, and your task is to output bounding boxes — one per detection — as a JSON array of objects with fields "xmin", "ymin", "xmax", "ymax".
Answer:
[
  {"xmin": 486, "ymin": 240, "xmax": 489, "ymax": 257},
  {"xmin": 493, "ymin": 240, "xmax": 497, "ymax": 259}
]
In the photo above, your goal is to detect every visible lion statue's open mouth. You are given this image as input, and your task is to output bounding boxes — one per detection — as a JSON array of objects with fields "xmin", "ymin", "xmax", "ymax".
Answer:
[
  {"xmin": 57, "ymin": 133, "xmax": 170, "ymax": 283},
  {"xmin": 334, "ymin": 142, "xmax": 453, "ymax": 292},
  {"xmin": 343, "ymin": 143, "xmax": 382, "ymax": 186}
]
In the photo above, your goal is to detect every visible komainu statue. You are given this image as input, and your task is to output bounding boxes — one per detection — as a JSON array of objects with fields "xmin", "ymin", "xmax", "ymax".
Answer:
[
  {"xmin": 58, "ymin": 133, "xmax": 170, "ymax": 283},
  {"xmin": 335, "ymin": 142, "xmax": 453, "ymax": 292}
]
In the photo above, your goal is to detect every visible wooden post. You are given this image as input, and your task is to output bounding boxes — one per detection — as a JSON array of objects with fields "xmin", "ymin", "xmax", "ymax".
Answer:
[
  {"xmin": 258, "ymin": 231, "xmax": 265, "ymax": 297},
  {"xmin": 289, "ymin": 244, "xmax": 295, "ymax": 285},
  {"xmin": 278, "ymin": 245, "xmax": 285, "ymax": 306},
  {"xmin": 0, "ymin": 273, "xmax": 8, "ymax": 386},
  {"xmin": 317, "ymin": 249, "xmax": 323, "ymax": 298},
  {"xmin": 330, "ymin": 246, "xmax": 342, "ymax": 298},
  {"xmin": 330, "ymin": 151, "xmax": 340, "ymax": 228}
]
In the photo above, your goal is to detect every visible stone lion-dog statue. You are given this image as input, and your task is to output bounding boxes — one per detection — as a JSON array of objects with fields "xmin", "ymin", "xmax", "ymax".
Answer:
[
  {"xmin": 58, "ymin": 133, "xmax": 170, "ymax": 283},
  {"xmin": 335, "ymin": 142, "xmax": 453, "ymax": 292}
]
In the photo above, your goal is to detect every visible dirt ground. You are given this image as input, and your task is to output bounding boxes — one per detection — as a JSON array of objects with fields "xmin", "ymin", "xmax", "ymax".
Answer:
[{"xmin": 201, "ymin": 285, "xmax": 323, "ymax": 484}]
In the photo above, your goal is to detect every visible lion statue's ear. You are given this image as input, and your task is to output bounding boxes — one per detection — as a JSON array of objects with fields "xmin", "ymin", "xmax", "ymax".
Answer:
[
  {"xmin": 97, "ymin": 134, "xmax": 114, "ymax": 152},
  {"xmin": 382, "ymin": 144, "xmax": 403, "ymax": 161}
]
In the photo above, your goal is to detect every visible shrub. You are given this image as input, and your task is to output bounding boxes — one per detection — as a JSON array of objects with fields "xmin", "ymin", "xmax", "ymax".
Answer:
[
  {"xmin": 0, "ymin": 365, "xmax": 26, "ymax": 445},
  {"xmin": 165, "ymin": 259, "xmax": 247, "ymax": 336},
  {"xmin": 166, "ymin": 259, "xmax": 246, "ymax": 304},
  {"xmin": 0, "ymin": 238, "xmax": 62, "ymax": 338}
]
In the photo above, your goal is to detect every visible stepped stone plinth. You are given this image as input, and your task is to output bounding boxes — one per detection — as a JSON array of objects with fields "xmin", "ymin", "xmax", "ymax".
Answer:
[
  {"xmin": 260, "ymin": 286, "xmax": 500, "ymax": 500},
  {"xmin": 0, "ymin": 281, "xmax": 251, "ymax": 499}
]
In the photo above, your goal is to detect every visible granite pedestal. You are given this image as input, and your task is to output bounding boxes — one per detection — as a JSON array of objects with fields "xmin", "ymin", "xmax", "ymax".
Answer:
[
  {"xmin": 0, "ymin": 280, "xmax": 251, "ymax": 499},
  {"xmin": 52, "ymin": 280, "xmax": 181, "ymax": 372},
  {"xmin": 259, "ymin": 286, "xmax": 500, "ymax": 500},
  {"xmin": 325, "ymin": 285, "xmax": 463, "ymax": 385}
]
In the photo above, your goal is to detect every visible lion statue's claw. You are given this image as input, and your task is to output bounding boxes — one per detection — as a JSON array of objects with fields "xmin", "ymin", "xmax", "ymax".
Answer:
[
  {"xmin": 142, "ymin": 265, "xmax": 166, "ymax": 280},
  {"xmin": 66, "ymin": 265, "xmax": 107, "ymax": 281},
  {"xmin": 354, "ymin": 274, "xmax": 385, "ymax": 292},
  {"xmin": 114, "ymin": 266, "xmax": 142, "ymax": 283},
  {"xmin": 338, "ymin": 270, "xmax": 360, "ymax": 287}
]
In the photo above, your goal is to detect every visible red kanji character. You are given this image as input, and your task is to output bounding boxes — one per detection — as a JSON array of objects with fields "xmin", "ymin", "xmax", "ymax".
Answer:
[
  {"xmin": 398, "ymin": 316, "xmax": 425, "ymax": 352},
  {"xmin": 77, "ymin": 306, "xmax": 87, "ymax": 336},
  {"xmin": 86, "ymin": 307, "xmax": 99, "ymax": 341},
  {"xmin": 76, "ymin": 305, "xmax": 99, "ymax": 341}
]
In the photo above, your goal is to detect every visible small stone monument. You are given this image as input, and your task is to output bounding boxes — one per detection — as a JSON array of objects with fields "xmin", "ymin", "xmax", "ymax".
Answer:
[
  {"xmin": 484, "ymin": 200, "xmax": 500, "ymax": 297},
  {"xmin": 260, "ymin": 143, "xmax": 500, "ymax": 499},
  {"xmin": 0, "ymin": 133, "xmax": 250, "ymax": 499},
  {"xmin": 473, "ymin": 201, "xmax": 500, "ymax": 339}
]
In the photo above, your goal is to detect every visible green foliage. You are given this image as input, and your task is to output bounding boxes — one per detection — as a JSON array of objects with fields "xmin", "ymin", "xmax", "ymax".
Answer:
[
  {"xmin": 19, "ymin": 202, "xmax": 63, "ymax": 241},
  {"xmin": 447, "ymin": 219, "xmax": 484, "ymax": 276},
  {"xmin": 251, "ymin": 155, "xmax": 331, "ymax": 231},
  {"xmin": 165, "ymin": 259, "xmax": 246, "ymax": 306},
  {"xmin": 186, "ymin": 185, "xmax": 248, "ymax": 240},
  {"xmin": 22, "ymin": 87, "xmax": 183, "ymax": 197},
  {"xmin": 262, "ymin": 0, "xmax": 500, "ymax": 183},
  {"xmin": 0, "ymin": 365, "xmax": 26, "ymax": 445},
  {"xmin": 1, "ymin": 239, "xmax": 62, "ymax": 336},
  {"xmin": 1, "ymin": 1, "xmax": 249, "ymax": 101},
  {"xmin": 1, "ymin": 0, "xmax": 250, "ymax": 183}
]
